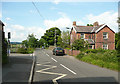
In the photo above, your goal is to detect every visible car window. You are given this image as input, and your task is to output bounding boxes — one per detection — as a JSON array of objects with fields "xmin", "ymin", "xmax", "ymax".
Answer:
[{"xmin": 57, "ymin": 48, "xmax": 63, "ymax": 50}]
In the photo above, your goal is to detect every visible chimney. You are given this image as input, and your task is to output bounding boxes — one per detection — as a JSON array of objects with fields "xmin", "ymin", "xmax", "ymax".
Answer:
[
  {"xmin": 93, "ymin": 21, "xmax": 99, "ymax": 27},
  {"xmin": 73, "ymin": 21, "xmax": 76, "ymax": 26}
]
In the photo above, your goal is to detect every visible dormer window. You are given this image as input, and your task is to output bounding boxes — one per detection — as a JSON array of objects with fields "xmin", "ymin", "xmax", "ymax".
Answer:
[{"xmin": 103, "ymin": 32, "xmax": 108, "ymax": 39}]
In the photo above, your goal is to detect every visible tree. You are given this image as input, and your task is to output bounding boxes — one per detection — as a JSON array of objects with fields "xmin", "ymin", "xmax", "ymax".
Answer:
[
  {"xmin": 22, "ymin": 40, "xmax": 28, "ymax": 48},
  {"xmin": 38, "ymin": 38, "xmax": 46, "ymax": 48},
  {"xmin": 117, "ymin": 17, "xmax": 120, "ymax": 23},
  {"xmin": 60, "ymin": 30, "xmax": 70, "ymax": 48},
  {"xmin": 27, "ymin": 34, "xmax": 38, "ymax": 48},
  {"xmin": 41, "ymin": 27, "xmax": 61, "ymax": 46},
  {"xmin": 72, "ymin": 39, "xmax": 88, "ymax": 50}
]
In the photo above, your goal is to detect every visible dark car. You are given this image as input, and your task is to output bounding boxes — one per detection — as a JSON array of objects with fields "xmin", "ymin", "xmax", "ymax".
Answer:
[{"xmin": 53, "ymin": 47, "xmax": 65, "ymax": 56}]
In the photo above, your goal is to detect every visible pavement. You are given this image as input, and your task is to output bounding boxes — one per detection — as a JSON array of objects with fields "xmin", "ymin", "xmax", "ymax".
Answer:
[
  {"xmin": 33, "ymin": 48, "xmax": 119, "ymax": 84},
  {"xmin": 2, "ymin": 53, "xmax": 34, "ymax": 84}
]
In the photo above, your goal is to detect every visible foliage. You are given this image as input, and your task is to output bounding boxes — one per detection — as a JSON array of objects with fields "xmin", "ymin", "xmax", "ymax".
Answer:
[
  {"xmin": 27, "ymin": 34, "xmax": 38, "ymax": 48},
  {"xmin": 22, "ymin": 40, "xmax": 28, "ymax": 48},
  {"xmin": 72, "ymin": 39, "xmax": 89, "ymax": 50},
  {"xmin": 76, "ymin": 49, "xmax": 119, "ymax": 71},
  {"xmin": 41, "ymin": 27, "xmax": 61, "ymax": 46},
  {"xmin": 17, "ymin": 48, "xmax": 34, "ymax": 54},
  {"xmin": 38, "ymin": 38, "xmax": 46, "ymax": 48},
  {"xmin": 87, "ymin": 24, "xmax": 93, "ymax": 26},
  {"xmin": 17, "ymin": 48, "xmax": 27, "ymax": 54},
  {"xmin": 116, "ymin": 40, "xmax": 120, "ymax": 51}
]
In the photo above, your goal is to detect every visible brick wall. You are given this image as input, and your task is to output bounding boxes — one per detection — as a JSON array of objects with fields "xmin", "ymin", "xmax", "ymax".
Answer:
[
  {"xmin": 95, "ymin": 26, "xmax": 115, "ymax": 50},
  {"xmin": 64, "ymin": 49, "xmax": 80, "ymax": 56}
]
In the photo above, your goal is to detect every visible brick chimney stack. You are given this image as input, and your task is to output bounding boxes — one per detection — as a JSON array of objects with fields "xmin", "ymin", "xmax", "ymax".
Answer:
[
  {"xmin": 73, "ymin": 21, "xmax": 76, "ymax": 26},
  {"xmin": 93, "ymin": 21, "xmax": 99, "ymax": 27}
]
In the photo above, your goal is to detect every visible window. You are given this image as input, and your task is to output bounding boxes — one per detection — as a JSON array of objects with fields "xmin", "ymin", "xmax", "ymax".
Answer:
[
  {"xmin": 81, "ymin": 33, "xmax": 84, "ymax": 39},
  {"xmin": 103, "ymin": 32, "xmax": 108, "ymax": 39},
  {"xmin": 89, "ymin": 45, "xmax": 93, "ymax": 49},
  {"xmin": 103, "ymin": 44, "xmax": 108, "ymax": 49}
]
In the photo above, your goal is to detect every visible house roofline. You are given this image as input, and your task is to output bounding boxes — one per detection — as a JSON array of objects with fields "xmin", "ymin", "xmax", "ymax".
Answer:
[{"xmin": 95, "ymin": 24, "xmax": 115, "ymax": 33}]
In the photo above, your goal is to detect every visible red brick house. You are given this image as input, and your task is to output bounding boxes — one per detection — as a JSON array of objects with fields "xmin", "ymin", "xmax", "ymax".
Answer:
[{"xmin": 70, "ymin": 21, "xmax": 115, "ymax": 50}]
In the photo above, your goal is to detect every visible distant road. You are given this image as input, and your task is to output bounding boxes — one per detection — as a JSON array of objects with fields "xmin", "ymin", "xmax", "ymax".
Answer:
[{"xmin": 32, "ymin": 48, "xmax": 119, "ymax": 84}]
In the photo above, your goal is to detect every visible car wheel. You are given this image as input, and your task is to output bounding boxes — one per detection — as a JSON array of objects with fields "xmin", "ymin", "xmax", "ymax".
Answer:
[{"xmin": 53, "ymin": 52, "xmax": 55, "ymax": 55}]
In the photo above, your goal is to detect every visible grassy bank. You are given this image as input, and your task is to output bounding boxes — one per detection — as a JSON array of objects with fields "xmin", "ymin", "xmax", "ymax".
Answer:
[{"xmin": 76, "ymin": 49, "xmax": 119, "ymax": 71}]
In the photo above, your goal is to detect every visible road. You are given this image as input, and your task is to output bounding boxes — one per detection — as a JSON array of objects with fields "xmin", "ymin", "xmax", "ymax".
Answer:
[{"xmin": 32, "ymin": 48, "xmax": 119, "ymax": 84}]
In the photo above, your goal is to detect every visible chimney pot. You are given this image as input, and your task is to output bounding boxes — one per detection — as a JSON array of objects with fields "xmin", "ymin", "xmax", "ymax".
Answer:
[{"xmin": 73, "ymin": 21, "xmax": 76, "ymax": 26}]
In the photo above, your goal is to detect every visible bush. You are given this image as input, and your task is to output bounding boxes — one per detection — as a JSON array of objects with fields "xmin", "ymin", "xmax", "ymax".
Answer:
[
  {"xmin": 17, "ymin": 48, "xmax": 27, "ymax": 54},
  {"xmin": 27, "ymin": 48, "xmax": 34, "ymax": 54},
  {"xmin": 17, "ymin": 48, "xmax": 34, "ymax": 54},
  {"xmin": 76, "ymin": 49, "xmax": 119, "ymax": 71}
]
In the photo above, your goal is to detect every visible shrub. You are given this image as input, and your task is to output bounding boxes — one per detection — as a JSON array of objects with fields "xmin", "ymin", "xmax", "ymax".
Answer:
[
  {"xmin": 76, "ymin": 49, "xmax": 119, "ymax": 71},
  {"xmin": 76, "ymin": 52, "xmax": 85, "ymax": 59},
  {"xmin": 17, "ymin": 48, "xmax": 27, "ymax": 54},
  {"xmin": 27, "ymin": 48, "xmax": 34, "ymax": 54}
]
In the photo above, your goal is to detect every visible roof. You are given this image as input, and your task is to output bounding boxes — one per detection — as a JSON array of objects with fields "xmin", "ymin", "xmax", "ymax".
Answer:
[
  {"xmin": 74, "ymin": 24, "xmax": 104, "ymax": 33},
  {"xmin": 0, "ymin": 20, "xmax": 5, "ymax": 26}
]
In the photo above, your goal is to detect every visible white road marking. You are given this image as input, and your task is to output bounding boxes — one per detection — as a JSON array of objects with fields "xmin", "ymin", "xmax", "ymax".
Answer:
[
  {"xmin": 36, "ymin": 62, "xmax": 67, "ymax": 84},
  {"xmin": 51, "ymin": 57, "xmax": 57, "ymax": 62},
  {"xmin": 60, "ymin": 64, "xmax": 76, "ymax": 75},
  {"xmin": 46, "ymin": 54, "xmax": 50, "ymax": 57}
]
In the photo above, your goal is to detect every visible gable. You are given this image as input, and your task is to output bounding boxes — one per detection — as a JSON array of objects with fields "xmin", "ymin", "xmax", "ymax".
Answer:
[{"xmin": 95, "ymin": 25, "xmax": 115, "ymax": 33}]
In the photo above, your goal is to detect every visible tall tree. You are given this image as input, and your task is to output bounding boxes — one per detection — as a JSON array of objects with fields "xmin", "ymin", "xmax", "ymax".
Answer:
[
  {"xmin": 41, "ymin": 27, "xmax": 61, "ymax": 46},
  {"xmin": 27, "ymin": 34, "xmax": 38, "ymax": 48},
  {"xmin": 61, "ymin": 30, "xmax": 70, "ymax": 48}
]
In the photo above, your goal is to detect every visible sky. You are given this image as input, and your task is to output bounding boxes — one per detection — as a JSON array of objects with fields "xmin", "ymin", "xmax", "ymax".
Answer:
[{"xmin": 0, "ymin": 1, "xmax": 119, "ymax": 42}]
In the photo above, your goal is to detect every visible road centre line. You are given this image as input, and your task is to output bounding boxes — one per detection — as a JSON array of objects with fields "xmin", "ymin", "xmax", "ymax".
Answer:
[
  {"xmin": 51, "ymin": 57, "xmax": 57, "ymax": 62},
  {"xmin": 60, "ymin": 64, "xmax": 76, "ymax": 75}
]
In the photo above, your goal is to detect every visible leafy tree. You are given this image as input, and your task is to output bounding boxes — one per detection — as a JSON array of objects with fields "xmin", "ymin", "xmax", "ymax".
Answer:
[
  {"xmin": 60, "ymin": 30, "xmax": 70, "ymax": 48},
  {"xmin": 87, "ymin": 24, "xmax": 93, "ymax": 26},
  {"xmin": 38, "ymin": 38, "xmax": 46, "ymax": 48},
  {"xmin": 27, "ymin": 34, "xmax": 38, "ymax": 48},
  {"xmin": 22, "ymin": 40, "xmax": 28, "ymax": 48},
  {"xmin": 41, "ymin": 27, "xmax": 61, "ymax": 46},
  {"xmin": 117, "ymin": 17, "xmax": 120, "ymax": 23},
  {"xmin": 72, "ymin": 39, "xmax": 89, "ymax": 50},
  {"xmin": 57, "ymin": 35, "xmax": 62, "ymax": 47}
]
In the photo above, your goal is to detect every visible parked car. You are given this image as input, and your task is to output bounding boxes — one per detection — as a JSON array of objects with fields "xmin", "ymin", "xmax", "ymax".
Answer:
[{"xmin": 53, "ymin": 47, "xmax": 65, "ymax": 56}]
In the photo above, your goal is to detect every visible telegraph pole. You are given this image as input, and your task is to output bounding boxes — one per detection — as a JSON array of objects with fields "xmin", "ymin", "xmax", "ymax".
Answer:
[{"xmin": 54, "ymin": 28, "xmax": 56, "ymax": 47}]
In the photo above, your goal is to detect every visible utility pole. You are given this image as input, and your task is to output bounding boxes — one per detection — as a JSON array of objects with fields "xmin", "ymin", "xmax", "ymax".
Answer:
[{"xmin": 54, "ymin": 28, "xmax": 56, "ymax": 47}]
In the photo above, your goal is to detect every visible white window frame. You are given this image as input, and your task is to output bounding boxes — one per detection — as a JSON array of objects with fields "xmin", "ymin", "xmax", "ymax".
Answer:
[
  {"xmin": 89, "ymin": 45, "xmax": 93, "ymax": 49},
  {"xmin": 81, "ymin": 33, "xmax": 85, "ymax": 39},
  {"xmin": 103, "ymin": 44, "xmax": 108, "ymax": 49},
  {"xmin": 103, "ymin": 32, "xmax": 108, "ymax": 39}
]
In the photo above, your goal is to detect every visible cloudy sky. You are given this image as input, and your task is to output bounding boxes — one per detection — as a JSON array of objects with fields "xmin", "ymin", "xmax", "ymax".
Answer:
[{"xmin": 1, "ymin": 1, "xmax": 119, "ymax": 42}]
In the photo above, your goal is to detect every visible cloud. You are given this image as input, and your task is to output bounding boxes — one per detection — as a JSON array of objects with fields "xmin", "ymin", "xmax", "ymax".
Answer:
[
  {"xmin": 86, "ymin": 11, "xmax": 118, "ymax": 32},
  {"xmin": 0, "ymin": 13, "xmax": 2, "ymax": 19},
  {"xmin": 52, "ymin": 0, "xmax": 61, "ymax": 4},
  {"xmin": 44, "ymin": 12, "xmax": 72, "ymax": 31},
  {"xmin": 27, "ymin": 26, "xmax": 46, "ymax": 39},
  {"xmin": 6, "ymin": 17, "xmax": 11, "ymax": 20},
  {"xmin": 44, "ymin": 17, "xmax": 72, "ymax": 31},
  {"xmin": 11, "ymin": 24, "xmax": 25, "ymax": 30}
]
